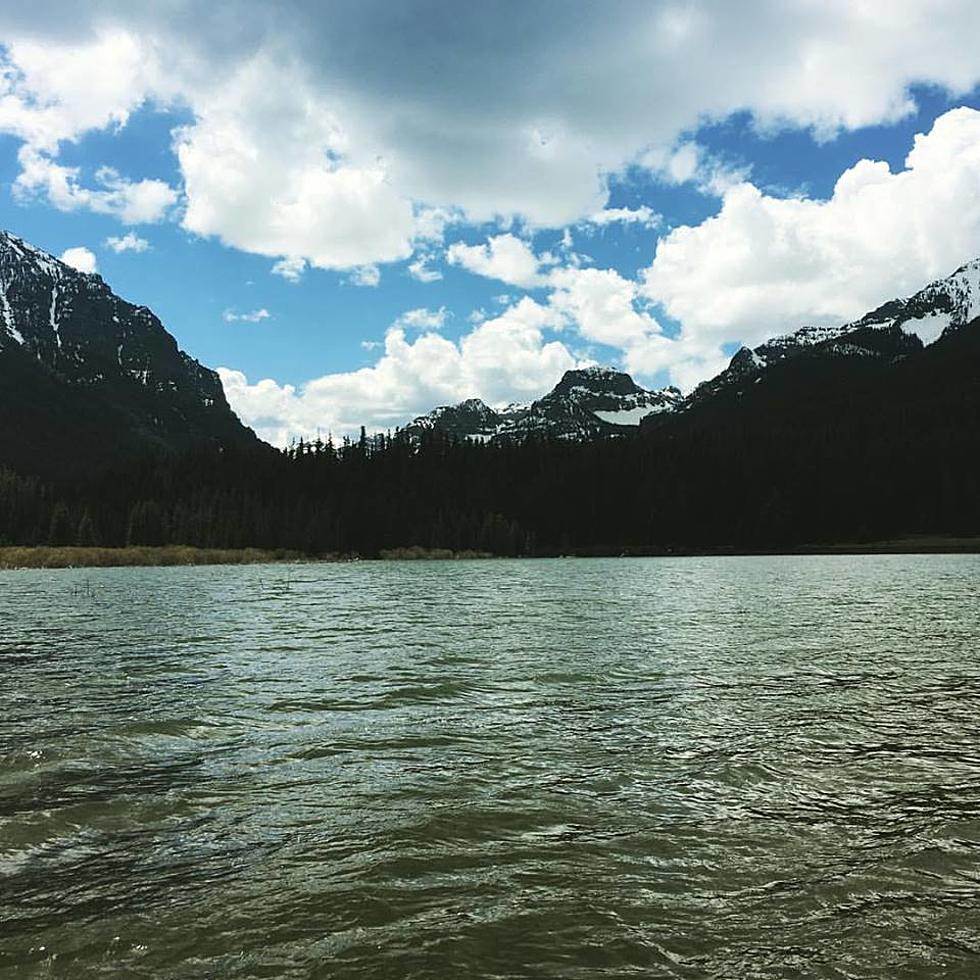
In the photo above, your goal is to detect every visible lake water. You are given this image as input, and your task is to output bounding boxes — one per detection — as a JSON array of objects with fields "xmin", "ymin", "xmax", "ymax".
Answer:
[{"xmin": 2, "ymin": 555, "xmax": 979, "ymax": 978}]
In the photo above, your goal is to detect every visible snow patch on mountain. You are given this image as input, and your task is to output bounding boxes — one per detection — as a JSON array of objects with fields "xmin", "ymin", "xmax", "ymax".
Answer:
[
  {"xmin": 48, "ymin": 284, "xmax": 62, "ymax": 349},
  {"xmin": 0, "ymin": 281, "xmax": 23, "ymax": 346},
  {"xmin": 901, "ymin": 312, "xmax": 949, "ymax": 345},
  {"xmin": 594, "ymin": 406, "xmax": 660, "ymax": 426}
]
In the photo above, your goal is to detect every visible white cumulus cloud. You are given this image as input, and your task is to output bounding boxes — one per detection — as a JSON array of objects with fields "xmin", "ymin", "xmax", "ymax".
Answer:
[
  {"xmin": 585, "ymin": 206, "xmax": 662, "ymax": 229},
  {"xmin": 14, "ymin": 153, "xmax": 177, "ymax": 223},
  {"xmin": 60, "ymin": 246, "xmax": 97, "ymax": 273},
  {"xmin": 223, "ymin": 308, "xmax": 271, "ymax": 323},
  {"xmin": 0, "ymin": 31, "xmax": 167, "ymax": 151},
  {"xmin": 6, "ymin": 1, "xmax": 980, "ymax": 269},
  {"xmin": 643, "ymin": 106, "xmax": 980, "ymax": 353},
  {"xmin": 446, "ymin": 233, "xmax": 548, "ymax": 288},
  {"xmin": 407, "ymin": 253, "xmax": 443, "ymax": 282},
  {"xmin": 219, "ymin": 297, "xmax": 576, "ymax": 445},
  {"xmin": 348, "ymin": 265, "xmax": 381, "ymax": 287},
  {"xmin": 104, "ymin": 231, "xmax": 150, "ymax": 253},
  {"xmin": 271, "ymin": 257, "xmax": 306, "ymax": 282},
  {"xmin": 398, "ymin": 307, "xmax": 448, "ymax": 330},
  {"xmin": 173, "ymin": 53, "xmax": 418, "ymax": 271}
]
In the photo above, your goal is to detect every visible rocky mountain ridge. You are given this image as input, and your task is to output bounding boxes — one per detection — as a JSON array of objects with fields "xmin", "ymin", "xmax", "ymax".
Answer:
[
  {"xmin": 404, "ymin": 366, "xmax": 682, "ymax": 441},
  {"xmin": 1, "ymin": 230, "xmax": 227, "ymax": 399},
  {"xmin": 4, "ymin": 227, "xmax": 980, "ymax": 467},
  {"xmin": 0, "ymin": 229, "xmax": 260, "ymax": 478},
  {"xmin": 690, "ymin": 258, "xmax": 980, "ymax": 404},
  {"xmin": 407, "ymin": 257, "xmax": 980, "ymax": 442}
]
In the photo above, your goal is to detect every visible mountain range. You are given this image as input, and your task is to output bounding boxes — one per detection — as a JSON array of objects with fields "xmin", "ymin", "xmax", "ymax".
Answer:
[
  {"xmin": 3, "ymin": 227, "xmax": 980, "ymax": 464},
  {"xmin": 403, "ymin": 367, "xmax": 681, "ymax": 441},
  {"xmin": 406, "ymin": 257, "xmax": 980, "ymax": 441}
]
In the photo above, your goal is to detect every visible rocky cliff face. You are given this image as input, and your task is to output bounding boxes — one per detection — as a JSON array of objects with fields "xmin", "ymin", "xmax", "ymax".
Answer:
[{"xmin": 0, "ymin": 230, "xmax": 261, "ymax": 478}]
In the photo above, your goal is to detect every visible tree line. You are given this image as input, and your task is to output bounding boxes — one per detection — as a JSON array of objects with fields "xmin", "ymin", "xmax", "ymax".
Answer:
[{"xmin": 1, "ymin": 404, "xmax": 977, "ymax": 556}]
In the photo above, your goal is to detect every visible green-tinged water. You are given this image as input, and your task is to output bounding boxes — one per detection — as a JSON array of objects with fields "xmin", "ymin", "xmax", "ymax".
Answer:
[{"xmin": 2, "ymin": 556, "xmax": 979, "ymax": 979}]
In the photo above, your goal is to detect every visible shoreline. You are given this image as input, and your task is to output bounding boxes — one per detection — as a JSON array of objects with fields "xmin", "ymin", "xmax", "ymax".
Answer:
[
  {"xmin": 2, "ymin": 537, "xmax": 980, "ymax": 569},
  {"xmin": 584, "ymin": 536, "xmax": 980, "ymax": 559},
  {"xmin": 0, "ymin": 545, "xmax": 308, "ymax": 570}
]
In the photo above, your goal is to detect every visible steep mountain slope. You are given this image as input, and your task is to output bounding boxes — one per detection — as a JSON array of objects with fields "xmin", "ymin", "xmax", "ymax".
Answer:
[
  {"xmin": 0, "ymin": 231, "xmax": 262, "ymax": 479},
  {"xmin": 405, "ymin": 367, "xmax": 681, "ymax": 441},
  {"xmin": 686, "ymin": 258, "xmax": 980, "ymax": 406}
]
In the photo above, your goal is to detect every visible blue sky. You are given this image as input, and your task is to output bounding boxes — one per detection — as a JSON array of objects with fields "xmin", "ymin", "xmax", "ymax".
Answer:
[{"xmin": 4, "ymin": 3, "xmax": 980, "ymax": 444}]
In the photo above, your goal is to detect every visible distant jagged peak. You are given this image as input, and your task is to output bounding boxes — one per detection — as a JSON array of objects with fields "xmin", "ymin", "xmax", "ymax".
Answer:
[
  {"xmin": 552, "ymin": 365, "xmax": 645, "ymax": 396},
  {"xmin": 948, "ymin": 254, "xmax": 980, "ymax": 279},
  {"xmin": 408, "ymin": 396, "xmax": 502, "ymax": 436},
  {"xmin": 1, "ymin": 230, "xmax": 65, "ymax": 283},
  {"xmin": 727, "ymin": 346, "xmax": 767, "ymax": 373},
  {"xmin": 562, "ymin": 365, "xmax": 627, "ymax": 381},
  {"xmin": 0, "ymin": 229, "xmax": 48, "ymax": 256},
  {"xmin": 911, "ymin": 256, "xmax": 980, "ymax": 323},
  {"xmin": 690, "ymin": 253, "xmax": 980, "ymax": 408},
  {"xmin": 456, "ymin": 397, "xmax": 494, "ymax": 412},
  {"xmin": 427, "ymin": 396, "xmax": 496, "ymax": 418},
  {"xmin": 404, "ymin": 364, "xmax": 683, "ymax": 442},
  {"xmin": 761, "ymin": 254, "xmax": 980, "ymax": 360}
]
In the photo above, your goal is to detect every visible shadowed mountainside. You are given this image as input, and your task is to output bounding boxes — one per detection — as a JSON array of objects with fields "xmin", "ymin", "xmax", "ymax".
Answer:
[{"xmin": 0, "ymin": 230, "xmax": 265, "ymax": 480}]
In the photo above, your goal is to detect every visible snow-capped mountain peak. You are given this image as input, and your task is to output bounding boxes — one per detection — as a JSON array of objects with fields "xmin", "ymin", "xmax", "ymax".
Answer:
[
  {"xmin": 900, "ymin": 257, "xmax": 980, "ymax": 342},
  {"xmin": 0, "ymin": 229, "xmax": 202, "ymax": 390},
  {"xmin": 0, "ymin": 228, "xmax": 259, "ymax": 476}
]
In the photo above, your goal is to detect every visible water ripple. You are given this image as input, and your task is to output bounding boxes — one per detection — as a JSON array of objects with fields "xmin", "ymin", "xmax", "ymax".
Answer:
[{"xmin": 1, "ymin": 555, "xmax": 979, "ymax": 978}]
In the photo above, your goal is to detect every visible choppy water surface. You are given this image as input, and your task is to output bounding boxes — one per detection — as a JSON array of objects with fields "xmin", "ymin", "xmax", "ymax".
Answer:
[{"xmin": 2, "ymin": 556, "xmax": 980, "ymax": 979}]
